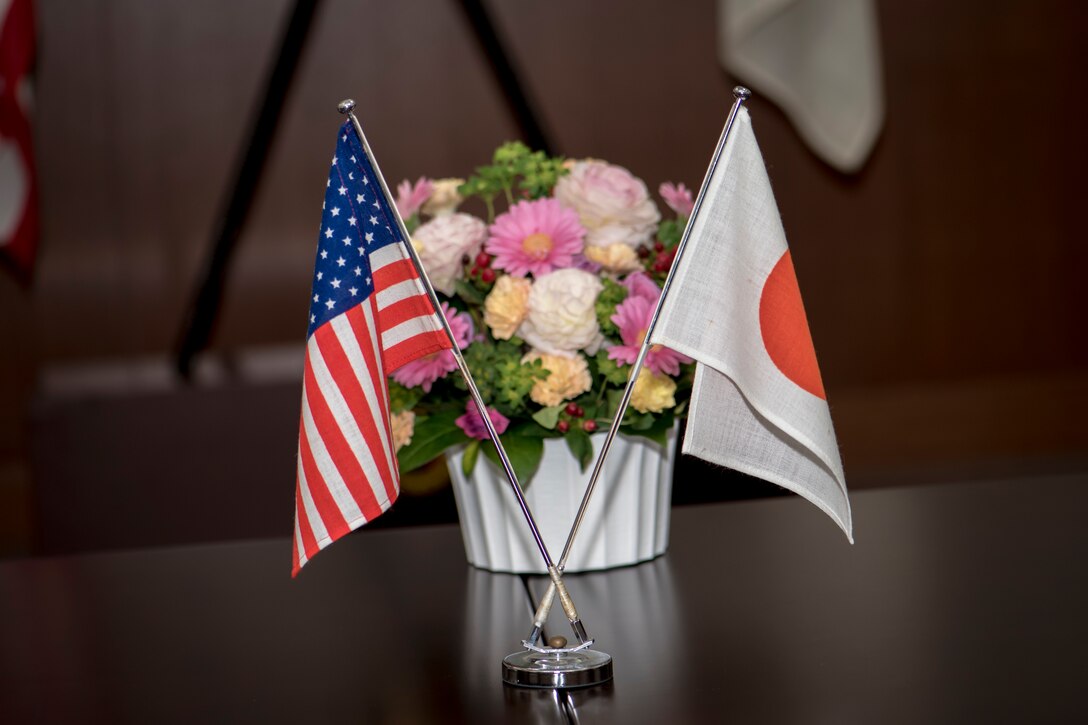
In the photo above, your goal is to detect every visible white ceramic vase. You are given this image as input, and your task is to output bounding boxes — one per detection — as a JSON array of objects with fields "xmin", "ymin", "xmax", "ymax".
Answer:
[{"xmin": 446, "ymin": 425, "xmax": 677, "ymax": 574}]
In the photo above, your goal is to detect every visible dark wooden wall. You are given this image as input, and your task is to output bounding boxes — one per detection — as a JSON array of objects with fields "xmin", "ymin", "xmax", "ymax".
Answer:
[{"xmin": 2, "ymin": 0, "xmax": 1086, "ymax": 553}]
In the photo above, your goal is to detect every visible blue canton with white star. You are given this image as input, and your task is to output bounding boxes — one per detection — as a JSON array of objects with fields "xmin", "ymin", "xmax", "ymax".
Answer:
[{"xmin": 306, "ymin": 120, "xmax": 406, "ymax": 338}]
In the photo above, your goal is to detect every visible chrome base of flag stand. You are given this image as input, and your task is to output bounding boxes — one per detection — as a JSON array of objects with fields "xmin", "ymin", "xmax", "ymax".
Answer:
[{"xmin": 502, "ymin": 641, "xmax": 613, "ymax": 689}]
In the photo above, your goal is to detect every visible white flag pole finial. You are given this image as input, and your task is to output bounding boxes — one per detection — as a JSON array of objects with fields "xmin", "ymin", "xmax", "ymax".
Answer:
[{"xmin": 524, "ymin": 88, "xmax": 753, "ymax": 648}]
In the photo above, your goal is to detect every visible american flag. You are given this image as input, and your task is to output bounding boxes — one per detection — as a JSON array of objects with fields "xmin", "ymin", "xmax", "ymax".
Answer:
[
  {"xmin": 292, "ymin": 120, "xmax": 451, "ymax": 575},
  {"xmin": 0, "ymin": 0, "xmax": 38, "ymax": 280}
]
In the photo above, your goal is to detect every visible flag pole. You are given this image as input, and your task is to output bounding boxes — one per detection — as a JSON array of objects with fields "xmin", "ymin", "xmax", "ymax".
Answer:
[
  {"xmin": 524, "ymin": 87, "xmax": 752, "ymax": 646},
  {"xmin": 337, "ymin": 100, "xmax": 591, "ymax": 645}
]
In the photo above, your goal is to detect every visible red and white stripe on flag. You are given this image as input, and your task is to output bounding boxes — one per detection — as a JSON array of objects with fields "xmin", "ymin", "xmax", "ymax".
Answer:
[
  {"xmin": 292, "ymin": 122, "xmax": 451, "ymax": 575},
  {"xmin": 0, "ymin": 0, "xmax": 38, "ymax": 280}
]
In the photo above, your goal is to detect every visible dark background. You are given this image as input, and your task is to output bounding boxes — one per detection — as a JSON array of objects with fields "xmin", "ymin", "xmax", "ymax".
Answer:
[{"xmin": 1, "ymin": 0, "xmax": 1086, "ymax": 556}]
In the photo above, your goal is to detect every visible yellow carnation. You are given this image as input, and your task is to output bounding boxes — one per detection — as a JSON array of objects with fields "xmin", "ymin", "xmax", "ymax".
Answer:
[
  {"xmin": 523, "ymin": 351, "xmax": 593, "ymax": 407},
  {"xmin": 422, "ymin": 178, "xmax": 465, "ymax": 216},
  {"xmin": 583, "ymin": 243, "xmax": 641, "ymax": 273},
  {"xmin": 390, "ymin": 410, "xmax": 416, "ymax": 452},
  {"xmin": 483, "ymin": 275, "xmax": 532, "ymax": 340},
  {"xmin": 630, "ymin": 369, "xmax": 677, "ymax": 414}
]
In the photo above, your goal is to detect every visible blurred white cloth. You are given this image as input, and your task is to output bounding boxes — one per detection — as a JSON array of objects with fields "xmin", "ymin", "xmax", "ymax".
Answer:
[{"xmin": 718, "ymin": 0, "xmax": 884, "ymax": 172}]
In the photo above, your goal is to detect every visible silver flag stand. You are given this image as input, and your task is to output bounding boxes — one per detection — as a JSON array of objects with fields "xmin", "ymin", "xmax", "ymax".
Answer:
[{"xmin": 337, "ymin": 100, "xmax": 611, "ymax": 689}]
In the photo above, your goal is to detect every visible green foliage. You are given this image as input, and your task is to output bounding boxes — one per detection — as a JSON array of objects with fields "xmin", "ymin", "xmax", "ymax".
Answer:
[
  {"xmin": 454, "ymin": 279, "xmax": 486, "ymax": 306},
  {"xmin": 564, "ymin": 428, "xmax": 594, "ymax": 471},
  {"xmin": 532, "ymin": 405, "xmax": 564, "ymax": 430},
  {"xmin": 480, "ymin": 424, "xmax": 545, "ymax": 485},
  {"xmin": 657, "ymin": 217, "xmax": 685, "ymax": 249},
  {"xmin": 388, "ymin": 379, "xmax": 423, "ymax": 414},
  {"xmin": 594, "ymin": 351, "xmax": 631, "ymax": 387},
  {"xmin": 594, "ymin": 277, "xmax": 628, "ymax": 338},
  {"xmin": 461, "ymin": 439, "xmax": 480, "ymax": 477},
  {"xmin": 397, "ymin": 409, "xmax": 470, "ymax": 473},
  {"xmin": 621, "ymin": 409, "xmax": 676, "ymax": 447},
  {"xmin": 458, "ymin": 141, "xmax": 569, "ymax": 218},
  {"xmin": 457, "ymin": 339, "xmax": 547, "ymax": 416}
]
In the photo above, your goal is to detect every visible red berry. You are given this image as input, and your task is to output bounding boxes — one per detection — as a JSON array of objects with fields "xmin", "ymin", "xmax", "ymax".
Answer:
[
  {"xmin": 565, "ymin": 402, "xmax": 580, "ymax": 416},
  {"xmin": 582, "ymin": 419, "xmax": 598, "ymax": 433},
  {"xmin": 481, "ymin": 268, "xmax": 496, "ymax": 284},
  {"xmin": 653, "ymin": 241, "xmax": 664, "ymax": 252},
  {"xmin": 476, "ymin": 252, "xmax": 491, "ymax": 268},
  {"xmin": 468, "ymin": 266, "xmax": 479, "ymax": 277},
  {"xmin": 637, "ymin": 246, "xmax": 651, "ymax": 259},
  {"xmin": 557, "ymin": 420, "xmax": 570, "ymax": 433}
]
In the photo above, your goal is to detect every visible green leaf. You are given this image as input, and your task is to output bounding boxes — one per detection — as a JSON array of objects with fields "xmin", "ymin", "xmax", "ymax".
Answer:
[
  {"xmin": 461, "ymin": 439, "xmax": 480, "ymax": 477},
  {"xmin": 531, "ymin": 405, "xmax": 564, "ymax": 430},
  {"xmin": 397, "ymin": 410, "xmax": 468, "ymax": 473},
  {"xmin": 622, "ymin": 411, "xmax": 676, "ymax": 448},
  {"xmin": 387, "ymin": 379, "xmax": 423, "ymax": 413},
  {"xmin": 595, "ymin": 351, "xmax": 632, "ymax": 386},
  {"xmin": 454, "ymin": 279, "xmax": 486, "ymax": 306},
  {"xmin": 623, "ymin": 410, "xmax": 656, "ymax": 431},
  {"xmin": 480, "ymin": 426, "xmax": 545, "ymax": 485},
  {"xmin": 657, "ymin": 217, "xmax": 684, "ymax": 248},
  {"xmin": 565, "ymin": 429, "xmax": 594, "ymax": 471},
  {"xmin": 606, "ymin": 388, "xmax": 626, "ymax": 417}
]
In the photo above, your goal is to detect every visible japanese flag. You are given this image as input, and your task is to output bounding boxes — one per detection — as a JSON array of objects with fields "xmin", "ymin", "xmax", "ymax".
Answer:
[{"xmin": 649, "ymin": 106, "xmax": 852, "ymax": 541}]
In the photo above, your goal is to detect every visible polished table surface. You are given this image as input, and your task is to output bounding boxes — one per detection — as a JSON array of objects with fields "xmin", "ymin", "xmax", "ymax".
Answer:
[{"xmin": 2, "ymin": 475, "xmax": 1086, "ymax": 724}]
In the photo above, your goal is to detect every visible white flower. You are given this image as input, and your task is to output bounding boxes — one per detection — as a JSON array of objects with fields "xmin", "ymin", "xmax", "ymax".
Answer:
[
  {"xmin": 554, "ymin": 159, "xmax": 660, "ymax": 248},
  {"xmin": 412, "ymin": 212, "xmax": 487, "ymax": 295},
  {"xmin": 518, "ymin": 268, "xmax": 603, "ymax": 355}
]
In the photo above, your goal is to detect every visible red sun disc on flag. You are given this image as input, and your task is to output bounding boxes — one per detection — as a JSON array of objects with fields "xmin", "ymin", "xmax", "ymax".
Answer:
[{"xmin": 758, "ymin": 250, "xmax": 826, "ymax": 400}]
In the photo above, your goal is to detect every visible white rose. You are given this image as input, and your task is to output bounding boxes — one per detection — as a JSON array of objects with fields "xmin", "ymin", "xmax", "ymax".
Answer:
[
  {"xmin": 412, "ymin": 212, "xmax": 487, "ymax": 295},
  {"xmin": 554, "ymin": 160, "xmax": 661, "ymax": 248},
  {"xmin": 518, "ymin": 268, "xmax": 603, "ymax": 355}
]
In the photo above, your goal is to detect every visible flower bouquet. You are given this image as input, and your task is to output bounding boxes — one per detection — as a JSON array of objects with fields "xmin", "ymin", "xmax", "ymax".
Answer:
[
  {"xmin": 390, "ymin": 143, "xmax": 698, "ymax": 571},
  {"xmin": 390, "ymin": 142, "xmax": 698, "ymax": 485}
]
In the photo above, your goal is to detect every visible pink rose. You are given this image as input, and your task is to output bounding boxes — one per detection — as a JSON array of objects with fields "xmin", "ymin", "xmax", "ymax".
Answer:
[
  {"xmin": 413, "ymin": 212, "xmax": 487, "ymax": 295},
  {"xmin": 554, "ymin": 160, "xmax": 660, "ymax": 249},
  {"xmin": 455, "ymin": 401, "xmax": 510, "ymax": 440}
]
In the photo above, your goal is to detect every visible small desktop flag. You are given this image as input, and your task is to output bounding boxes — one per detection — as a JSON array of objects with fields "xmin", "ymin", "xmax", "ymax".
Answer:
[
  {"xmin": 649, "ymin": 106, "xmax": 852, "ymax": 541},
  {"xmin": 292, "ymin": 120, "xmax": 451, "ymax": 575},
  {"xmin": 0, "ymin": 0, "xmax": 38, "ymax": 281}
]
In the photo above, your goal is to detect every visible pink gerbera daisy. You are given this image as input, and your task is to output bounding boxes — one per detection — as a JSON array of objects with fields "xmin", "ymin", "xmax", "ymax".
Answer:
[
  {"xmin": 608, "ymin": 295, "xmax": 692, "ymax": 376},
  {"xmin": 485, "ymin": 198, "xmax": 585, "ymax": 277},
  {"xmin": 622, "ymin": 271, "xmax": 661, "ymax": 303},
  {"xmin": 391, "ymin": 302, "xmax": 472, "ymax": 392},
  {"xmin": 455, "ymin": 400, "xmax": 510, "ymax": 441}
]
